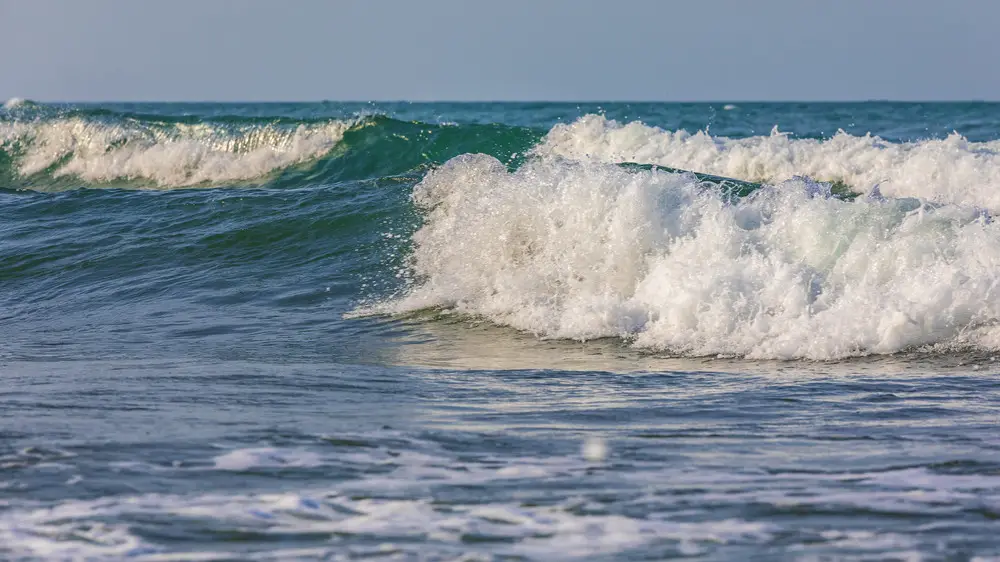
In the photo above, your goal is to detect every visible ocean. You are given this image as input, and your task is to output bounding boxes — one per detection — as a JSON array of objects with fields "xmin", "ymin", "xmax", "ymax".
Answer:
[{"xmin": 2, "ymin": 99, "xmax": 999, "ymax": 560}]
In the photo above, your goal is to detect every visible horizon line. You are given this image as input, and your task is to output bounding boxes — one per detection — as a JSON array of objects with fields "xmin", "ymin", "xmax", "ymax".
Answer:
[{"xmin": 8, "ymin": 98, "xmax": 1000, "ymax": 105}]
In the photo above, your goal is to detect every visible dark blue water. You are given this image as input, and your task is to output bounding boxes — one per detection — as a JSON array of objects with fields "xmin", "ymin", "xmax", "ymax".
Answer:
[{"xmin": 2, "ymin": 100, "xmax": 1000, "ymax": 560}]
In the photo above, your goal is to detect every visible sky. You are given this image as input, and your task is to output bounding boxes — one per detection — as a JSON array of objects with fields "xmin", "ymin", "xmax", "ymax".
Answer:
[{"xmin": 2, "ymin": 0, "xmax": 999, "ymax": 102}]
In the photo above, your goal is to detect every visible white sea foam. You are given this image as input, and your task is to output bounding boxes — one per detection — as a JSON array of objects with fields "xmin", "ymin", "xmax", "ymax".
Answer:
[
  {"xmin": 0, "ymin": 117, "xmax": 352, "ymax": 188},
  {"xmin": 0, "ymin": 443, "xmax": 781, "ymax": 561},
  {"xmin": 2, "ymin": 444, "xmax": 995, "ymax": 560},
  {"xmin": 0, "ymin": 490, "xmax": 772, "ymax": 560},
  {"xmin": 213, "ymin": 447, "xmax": 324, "ymax": 470},
  {"xmin": 378, "ymin": 154, "xmax": 1000, "ymax": 359},
  {"xmin": 536, "ymin": 114, "xmax": 1000, "ymax": 211}
]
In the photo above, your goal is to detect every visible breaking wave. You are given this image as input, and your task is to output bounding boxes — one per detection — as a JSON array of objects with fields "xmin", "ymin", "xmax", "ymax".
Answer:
[
  {"xmin": 0, "ymin": 115, "xmax": 354, "ymax": 188},
  {"xmin": 0, "ymin": 108, "xmax": 540, "ymax": 191},
  {"xmin": 10, "ymin": 106, "xmax": 1000, "ymax": 360},
  {"xmin": 373, "ymin": 153, "xmax": 1000, "ymax": 360}
]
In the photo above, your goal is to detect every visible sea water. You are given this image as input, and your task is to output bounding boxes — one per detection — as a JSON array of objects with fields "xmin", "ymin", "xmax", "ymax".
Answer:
[{"xmin": 2, "ymin": 101, "xmax": 999, "ymax": 560}]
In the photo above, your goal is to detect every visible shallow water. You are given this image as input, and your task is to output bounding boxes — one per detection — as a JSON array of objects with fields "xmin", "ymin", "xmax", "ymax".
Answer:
[{"xmin": 2, "ymin": 100, "xmax": 1000, "ymax": 560}]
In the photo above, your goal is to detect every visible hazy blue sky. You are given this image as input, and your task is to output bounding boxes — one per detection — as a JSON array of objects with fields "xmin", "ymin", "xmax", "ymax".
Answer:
[{"xmin": 2, "ymin": 0, "xmax": 998, "ymax": 101}]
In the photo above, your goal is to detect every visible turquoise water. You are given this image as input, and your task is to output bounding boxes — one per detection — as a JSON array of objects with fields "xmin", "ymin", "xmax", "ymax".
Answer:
[{"xmin": 3, "ymin": 100, "xmax": 1000, "ymax": 560}]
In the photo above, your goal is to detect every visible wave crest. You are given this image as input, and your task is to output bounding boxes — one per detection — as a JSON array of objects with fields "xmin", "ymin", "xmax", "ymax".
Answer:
[
  {"xmin": 0, "ymin": 116, "xmax": 354, "ymax": 188},
  {"xmin": 536, "ymin": 114, "xmax": 1000, "ymax": 212}
]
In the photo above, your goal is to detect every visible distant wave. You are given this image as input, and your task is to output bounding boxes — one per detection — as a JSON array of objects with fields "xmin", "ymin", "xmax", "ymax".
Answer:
[
  {"xmin": 368, "ymin": 153, "xmax": 1000, "ymax": 360},
  {"xmin": 0, "ymin": 111, "xmax": 540, "ymax": 191},
  {"xmin": 0, "ymin": 115, "xmax": 354, "ymax": 188}
]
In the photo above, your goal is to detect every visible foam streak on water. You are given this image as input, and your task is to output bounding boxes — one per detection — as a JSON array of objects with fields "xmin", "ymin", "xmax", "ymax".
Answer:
[{"xmin": 3, "ymin": 437, "xmax": 997, "ymax": 560}]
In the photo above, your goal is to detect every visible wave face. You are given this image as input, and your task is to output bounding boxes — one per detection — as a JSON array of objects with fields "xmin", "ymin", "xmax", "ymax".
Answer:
[
  {"xmin": 383, "ymin": 153, "xmax": 1000, "ymax": 359},
  {"xmin": 0, "ymin": 106, "xmax": 540, "ymax": 190},
  {"xmin": 537, "ymin": 114, "xmax": 1000, "ymax": 212}
]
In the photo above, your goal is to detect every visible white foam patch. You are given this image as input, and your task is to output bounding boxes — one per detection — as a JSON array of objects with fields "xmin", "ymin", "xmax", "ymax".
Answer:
[
  {"xmin": 213, "ymin": 447, "xmax": 323, "ymax": 470},
  {"xmin": 0, "ymin": 117, "xmax": 352, "ymax": 188},
  {"xmin": 536, "ymin": 114, "xmax": 1000, "ymax": 211},
  {"xmin": 376, "ymin": 153, "xmax": 1000, "ymax": 359}
]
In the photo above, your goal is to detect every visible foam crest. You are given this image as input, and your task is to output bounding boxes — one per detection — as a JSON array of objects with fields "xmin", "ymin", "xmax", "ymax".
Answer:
[
  {"xmin": 536, "ymin": 114, "xmax": 1000, "ymax": 211},
  {"xmin": 0, "ymin": 117, "xmax": 352, "ymax": 188},
  {"xmin": 381, "ymin": 154, "xmax": 1000, "ymax": 359}
]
